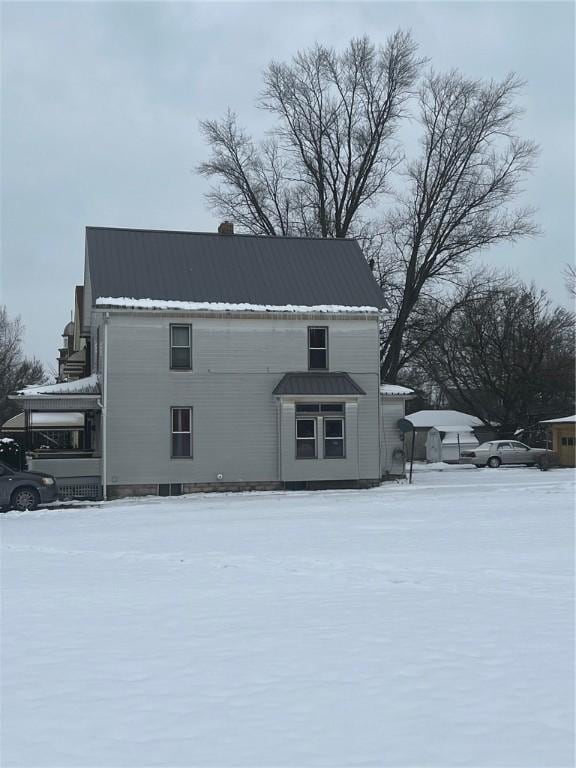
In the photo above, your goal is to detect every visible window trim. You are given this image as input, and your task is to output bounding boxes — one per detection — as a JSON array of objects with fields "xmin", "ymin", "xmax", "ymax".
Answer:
[
  {"xmin": 323, "ymin": 416, "xmax": 346, "ymax": 459},
  {"xmin": 295, "ymin": 402, "xmax": 344, "ymax": 414},
  {"xmin": 308, "ymin": 326, "xmax": 328, "ymax": 371},
  {"xmin": 296, "ymin": 417, "xmax": 317, "ymax": 459},
  {"xmin": 295, "ymin": 411, "xmax": 347, "ymax": 460},
  {"xmin": 171, "ymin": 406, "xmax": 193, "ymax": 459},
  {"xmin": 170, "ymin": 323, "xmax": 192, "ymax": 370}
]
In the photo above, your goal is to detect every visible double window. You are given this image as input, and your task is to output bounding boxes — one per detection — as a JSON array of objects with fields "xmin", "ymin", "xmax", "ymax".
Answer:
[
  {"xmin": 295, "ymin": 403, "xmax": 345, "ymax": 459},
  {"xmin": 308, "ymin": 327, "xmax": 328, "ymax": 370},
  {"xmin": 170, "ymin": 324, "xmax": 192, "ymax": 370},
  {"xmin": 171, "ymin": 407, "xmax": 193, "ymax": 458}
]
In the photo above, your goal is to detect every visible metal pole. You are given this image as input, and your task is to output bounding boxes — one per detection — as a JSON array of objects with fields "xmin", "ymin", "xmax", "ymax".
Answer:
[
  {"xmin": 24, "ymin": 409, "xmax": 31, "ymax": 456},
  {"xmin": 409, "ymin": 426, "xmax": 416, "ymax": 484},
  {"xmin": 101, "ymin": 313, "xmax": 109, "ymax": 500}
]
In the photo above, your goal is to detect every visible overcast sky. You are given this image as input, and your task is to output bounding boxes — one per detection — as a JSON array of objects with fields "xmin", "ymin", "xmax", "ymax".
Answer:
[{"xmin": 1, "ymin": 1, "xmax": 574, "ymax": 370}]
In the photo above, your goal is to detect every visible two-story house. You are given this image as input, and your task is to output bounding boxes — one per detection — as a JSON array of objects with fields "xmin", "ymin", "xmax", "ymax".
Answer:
[{"xmin": 10, "ymin": 224, "xmax": 413, "ymax": 499}]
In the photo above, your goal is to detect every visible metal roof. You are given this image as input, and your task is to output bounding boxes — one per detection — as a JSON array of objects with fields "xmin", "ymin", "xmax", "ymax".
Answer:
[
  {"xmin": 273, "ymin": 372, "xmax": 365, "ymax": 396},
  {"xmin": 86, "ymin": 227, "xmax": 387, "ymax": 310}
]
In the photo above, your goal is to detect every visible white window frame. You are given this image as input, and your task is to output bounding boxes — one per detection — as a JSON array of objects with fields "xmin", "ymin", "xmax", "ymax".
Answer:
[
  {"xmin": 308, "ymin": 327, "xmax": 328, "ymax": 370},
  {"xmin": 323, "ymin": 416, "xmax": 345, "ymax": 459},
  {"xmin": 171, "ymin": 407, "xmax": 193, "ymax": 458},
  {"xmin": 296, "ymin": 417, "xmax": 317, "ymax": 459},
  {"xmin": 170, "ymin": 324, "xmax": 192, "ymax": 370}
]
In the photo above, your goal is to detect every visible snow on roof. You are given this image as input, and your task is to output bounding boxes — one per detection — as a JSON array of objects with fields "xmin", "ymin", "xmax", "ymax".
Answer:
[
  {"xmin": 15, "ymin": 374, "xmax": 100, "ymax": 397},
  {"xmin": 379, "ymin": 384, "xmax": 415, "ymax": 397},
  {"xmin": 404, "ymin": 410, "xmax": 484, "ymax": 429},
  {"xmin": 430, "ymin": 425, "xmax": 475, "ymax": 433},
  {"xmin": 96, "ymin": 297, "xmax": 381, "ymax": 314},
  {"xmin": 540, "ymin": 415, "xmax": 576, "ymax": 424}
]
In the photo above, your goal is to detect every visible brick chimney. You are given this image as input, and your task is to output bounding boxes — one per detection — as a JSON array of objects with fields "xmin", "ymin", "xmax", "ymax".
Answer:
[{"xmin": 218, "ymin": 221, "xmax": 234, "ymax": 235}]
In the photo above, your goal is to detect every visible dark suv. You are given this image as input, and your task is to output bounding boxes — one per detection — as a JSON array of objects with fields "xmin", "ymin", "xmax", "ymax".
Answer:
[{"xmin": 0, "ymin": 461, "xmax": 58, "ymax": 511}]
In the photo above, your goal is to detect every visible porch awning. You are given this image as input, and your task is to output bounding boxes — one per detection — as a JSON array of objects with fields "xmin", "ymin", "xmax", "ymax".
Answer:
[
  {"xmin": 2, "ymin": 412, "xmax": 85, "ymax": 431},
  {"xmin": 273, "ymin": 372, "xmax": 365, "ymax": 396},
  {"xmin": 8, "ymin": 374, "xmax": 101, "ymax": 411}
]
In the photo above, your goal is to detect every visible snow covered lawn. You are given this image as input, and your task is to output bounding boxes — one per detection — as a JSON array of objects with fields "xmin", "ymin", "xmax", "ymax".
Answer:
[{"xmin": 1, "ymin": 468, "xmax": 574, "ymax": 767}]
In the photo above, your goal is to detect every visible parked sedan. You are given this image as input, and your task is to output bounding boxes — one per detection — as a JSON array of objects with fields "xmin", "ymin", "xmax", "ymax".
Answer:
[
  {"xmin": 0, "ymin": 460, "xmax": 58, "ymax": 511},
  {"xmin": 460, "ymin": 440, "xmax": 555, "ymax": 468}
]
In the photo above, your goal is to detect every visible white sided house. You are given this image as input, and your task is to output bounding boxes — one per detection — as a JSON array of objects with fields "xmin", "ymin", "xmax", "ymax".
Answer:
[{"xmin": 10, "ymin": 225, "xmax": 413, "ymax": 499}]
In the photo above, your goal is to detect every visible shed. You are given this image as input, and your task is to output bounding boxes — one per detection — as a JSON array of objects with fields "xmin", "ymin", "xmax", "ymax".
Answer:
[
  {"xmin": 539, "ymin": 415, "xmax": 576, "ymax": 467},
  {"xmin": 403, "ymin": 410, "xmax": 484, "ymax": 463},
  {"xmin": 425, "ymin": 425, "xmax": 479, "ymax": 463}
]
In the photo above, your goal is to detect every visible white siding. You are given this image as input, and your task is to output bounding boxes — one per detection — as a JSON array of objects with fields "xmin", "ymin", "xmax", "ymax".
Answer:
[{"xmin": 102, "ymin": 312, "xmax": 381, "ymax": 486}]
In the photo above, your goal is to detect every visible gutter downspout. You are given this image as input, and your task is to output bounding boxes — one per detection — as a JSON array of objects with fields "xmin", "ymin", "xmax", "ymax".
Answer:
[{"xmin": 101, "ymin": 312, "xmax": 109, "ymax": 500}]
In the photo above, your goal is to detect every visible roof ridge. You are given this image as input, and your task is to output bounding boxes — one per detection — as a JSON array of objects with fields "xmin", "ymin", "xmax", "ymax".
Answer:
[{"xmin": 85, "ymin": 225, "xmax": 358, "ymax": 244}]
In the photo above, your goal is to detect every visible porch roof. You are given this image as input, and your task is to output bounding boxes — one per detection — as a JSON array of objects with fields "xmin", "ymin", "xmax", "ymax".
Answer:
[
  {"xmin": 2, "ymin": 412, "xmax": 85, "ymax": 430},
  {"xmin": 13, "ymin": 374, "xmax": 100, "ymax": 397},
  {"xmin": 273, "ymin": 372, "xmax": 365, "ymax": 396},
  {"xmin": 8, "ymin": 375, "xmax": 101, "ymax": 411}
]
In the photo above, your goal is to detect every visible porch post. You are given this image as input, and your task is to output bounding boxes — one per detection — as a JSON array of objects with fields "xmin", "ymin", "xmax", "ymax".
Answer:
[{"xmin": 24, "ymin": 408, "xmax": 31, "ymax": 453}]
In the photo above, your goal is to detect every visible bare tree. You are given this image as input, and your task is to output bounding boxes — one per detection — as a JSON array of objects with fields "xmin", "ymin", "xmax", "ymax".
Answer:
[
  {"xmin": 0, "ymin": 307, "xmax": 46, "ymax": 426},
  {"xmin": 387, "ymin": 268, "xmax": 512, "ymax": 378},
  {"xmin": 379, "ymin": 70, "xmax": 539, "ymax": 381},
  {"xmin": 413, "ymin": 278, "xmax": 575, "ymax": 433},
  {"xmin": 564, "ymin": 263, "xmax": 576, "ymax": 297},
  {"xmin": 198, "ymin": 37, "xmax": 539, "ymax": 382},
  {"xmin": 198, "ymin": 32, "xmax": 422, "ymax": 237}
]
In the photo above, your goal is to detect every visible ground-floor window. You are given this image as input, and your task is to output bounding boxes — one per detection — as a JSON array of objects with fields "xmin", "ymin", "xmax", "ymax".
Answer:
[
  {"xmin": 561, "ymin": 437, "xmax": 575, "ymax": 446},
  {"xmin": 171, "ymin": 407, "xmax": 192, "ymax": 458},
  {"xmin": 324, "ymin": 418, "xmax": 345, "ymax": 458},
  {"xmin": 295, "ymin": 404, "xmax": 346, "ymax": 459},
  {"xmin": 296, "ymin": 418, "xmax": 317, "ymax": 458}
]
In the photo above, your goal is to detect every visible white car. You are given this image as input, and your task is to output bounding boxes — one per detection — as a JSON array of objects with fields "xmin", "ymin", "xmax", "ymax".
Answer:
[{"xmin": 460, "ymin": 440, "xmax": 556, "ymax": 468}]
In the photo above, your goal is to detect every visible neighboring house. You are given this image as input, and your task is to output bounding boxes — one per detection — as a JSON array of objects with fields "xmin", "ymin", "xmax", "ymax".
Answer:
[
  {"xmin": 402, "ymin": 409, "xmax": 492, "ymax": 463},
  {"xmin": 10, "ymin": 223, "xmax": 412, "ymax": 498},
  {"xmin": 57, "ymin": 286, "xmax": 87, "ymax": 382},
  {"xmin": 539, "ymin": 415, "xmax": 576, "ymax": 467}
]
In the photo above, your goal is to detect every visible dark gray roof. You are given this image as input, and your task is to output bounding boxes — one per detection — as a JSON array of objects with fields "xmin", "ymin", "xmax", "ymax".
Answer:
[
  {"xmin": 273, "ymin": 372, "xmax": 365, "ymax": 396},
  {"xmin": 86, "ymin": 227, "xmax": 386, "ymax": 310}
]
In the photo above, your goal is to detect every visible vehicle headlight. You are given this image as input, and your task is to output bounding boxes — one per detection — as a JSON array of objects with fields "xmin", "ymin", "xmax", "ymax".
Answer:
[{"xmin": 41, "ymin": 477, "xmax": 55, "ymax": 486}]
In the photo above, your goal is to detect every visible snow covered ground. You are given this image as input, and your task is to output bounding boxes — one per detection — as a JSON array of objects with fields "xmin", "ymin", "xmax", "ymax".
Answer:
[{"xmin": 1, "ymin": 467, "xmax": 574, "ymax": 767}]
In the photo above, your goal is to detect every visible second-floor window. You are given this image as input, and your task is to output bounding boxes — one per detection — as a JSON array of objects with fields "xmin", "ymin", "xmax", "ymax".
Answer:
[
  {"xmin": 170, "ymin": 324, "xmax": 192, "ymax": 370},
  {"xmin": 308, "ymin": 327, "xmax": 328, "ymax": 370}
]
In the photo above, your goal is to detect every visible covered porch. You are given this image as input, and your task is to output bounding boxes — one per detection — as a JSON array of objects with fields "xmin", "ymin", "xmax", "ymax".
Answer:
[{"xmin": 6, "ymin": 375, "xmax": 102, "ymax": 499}]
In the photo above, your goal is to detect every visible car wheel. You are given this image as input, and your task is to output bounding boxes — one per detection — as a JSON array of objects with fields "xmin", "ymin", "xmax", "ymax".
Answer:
[
  {"xmin": 11, "ymin": 487, "xmax": 40, "ymax": 512},
  {"xmin": 487, "ymin": 457, "xmax": 501, "ymax": 469}
]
